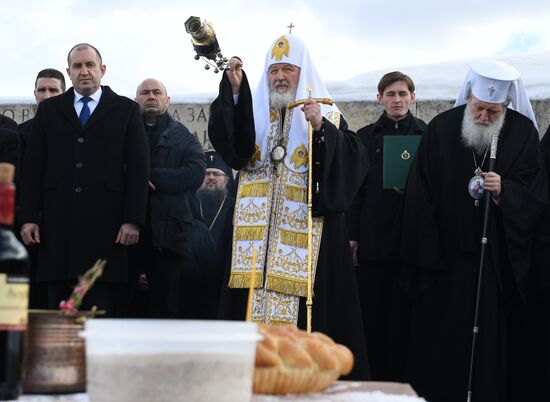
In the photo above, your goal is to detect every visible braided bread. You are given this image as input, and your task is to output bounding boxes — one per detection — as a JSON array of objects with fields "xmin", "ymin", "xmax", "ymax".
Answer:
[{"xmin": 253, "ymin": 324, "xmax": 354, "ymax": 394}]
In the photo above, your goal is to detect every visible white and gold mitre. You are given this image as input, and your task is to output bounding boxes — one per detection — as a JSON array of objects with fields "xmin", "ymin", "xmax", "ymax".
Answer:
[{"xmin": 251, "ymin": 33, "xmax": 341, "ymax": 172}]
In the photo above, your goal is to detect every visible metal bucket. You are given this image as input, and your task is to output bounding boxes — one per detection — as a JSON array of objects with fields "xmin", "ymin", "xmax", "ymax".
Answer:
[{"xmin": 22, "ymin": 310, "xmax": 86, "ymax": 393}]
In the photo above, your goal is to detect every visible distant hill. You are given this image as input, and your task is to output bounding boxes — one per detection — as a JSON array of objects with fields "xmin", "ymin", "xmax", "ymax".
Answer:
[
  {"xmin": 2, "ymin": 51, "xmax": 549, "ymax": 104},
  {"xmin": 327, "ymin": 50, "xmax": 550, "ymax": 101}
]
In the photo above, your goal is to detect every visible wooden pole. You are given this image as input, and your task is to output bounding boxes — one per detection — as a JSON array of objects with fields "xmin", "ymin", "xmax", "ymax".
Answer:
[
  {"xmin": 287, "ymin": 89, "xmax": 333, "ymax": 333},
  {"xmin": 245, "ymin": 249, "xmax": 257, "ymax": 322}
]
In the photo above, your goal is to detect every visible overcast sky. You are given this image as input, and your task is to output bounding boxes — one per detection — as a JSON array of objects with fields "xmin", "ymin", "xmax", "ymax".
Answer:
[{"xmin": 2, "ymin": 0, "xmax": 550, "ymax": 101}]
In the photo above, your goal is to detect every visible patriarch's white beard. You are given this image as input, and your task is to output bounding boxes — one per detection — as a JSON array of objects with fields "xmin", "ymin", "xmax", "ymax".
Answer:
[
  {"xmin": 269, "ymin": 90, "xmax": 296, "ymax": 110},
  {"xmin": 461, "ymin": 102, "xmax": 506, "ymax": 154}
]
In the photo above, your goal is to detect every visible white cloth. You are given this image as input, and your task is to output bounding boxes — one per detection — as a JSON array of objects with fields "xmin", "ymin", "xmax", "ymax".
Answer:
[{"xmin": 455, "ymin": 60, "xmax": 537, "ymax": 128}]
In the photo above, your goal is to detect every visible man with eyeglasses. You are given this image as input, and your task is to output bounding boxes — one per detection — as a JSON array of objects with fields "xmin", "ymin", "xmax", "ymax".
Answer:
[
  {"xmin": 203, "ymin": 167, "xmax": 227, "ymax": 187},
  {"xmin": 187, "ymin": 150, "xmax": 236, "ymax": 318},
  {"xmin": 196, "ymin": 151, "xmax": 235, "ymax": 244},
  {"xmin": 132, "ymin": 78, "xmax": 206, "ymax": 318}
]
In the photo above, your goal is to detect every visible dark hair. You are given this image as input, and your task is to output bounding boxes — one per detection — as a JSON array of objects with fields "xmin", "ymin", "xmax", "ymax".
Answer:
[
  {"xmin": 67, "ymin": 43, "xmax": 103, "ymax": 66},
  {"xmin": 35, "ymin": 68, "xmax": 66, "ymax": 92},
  {"xmin": 377, "ymin": 71, "xmax": 415, "ymax": 95}
]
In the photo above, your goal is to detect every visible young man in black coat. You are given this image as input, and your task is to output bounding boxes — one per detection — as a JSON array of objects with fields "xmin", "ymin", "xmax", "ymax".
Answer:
[
  {"xmin": 19, "ymin": 68, "xmax": 66, "ymax": 161},
  {"xmin": 346, "ymin": 71, "xmax": 426, "ymax": 382},
  {"xmin": 133, "ymin": 78, "xmax": 206, "ymax": 318},
  {"xmin": 19, "ymin": 43, "xmax": 150, "ymax": 316},
  {"xmin": 17, "ymin": 68, "xmax": 65, "ymax": 308}
]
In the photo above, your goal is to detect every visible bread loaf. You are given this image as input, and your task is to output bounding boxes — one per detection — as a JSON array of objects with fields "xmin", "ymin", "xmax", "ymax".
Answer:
[{"xmin": 253, "ymin": 324, "xmax": 354, "ymax": 394}]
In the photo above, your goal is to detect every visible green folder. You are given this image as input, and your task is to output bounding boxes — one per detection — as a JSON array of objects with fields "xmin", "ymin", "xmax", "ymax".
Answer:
[{"xmin": 383, "ymin": 135, "xmax": 421, "ymax": 190}]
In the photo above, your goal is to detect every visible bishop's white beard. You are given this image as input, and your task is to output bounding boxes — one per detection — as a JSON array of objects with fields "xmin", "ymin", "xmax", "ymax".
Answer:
[
  {"xmin": 269, "ymin": 89, "xmax": 296, "ymax": 110},
  {"xmin": 461, "ymin": 102, "xmax": 506, "ymax": 154}
]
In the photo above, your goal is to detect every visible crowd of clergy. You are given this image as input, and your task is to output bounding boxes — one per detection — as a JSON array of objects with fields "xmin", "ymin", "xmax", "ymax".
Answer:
[{"xmin": 0, "ymin": 34, "xmax": 548, "ymax": 402}]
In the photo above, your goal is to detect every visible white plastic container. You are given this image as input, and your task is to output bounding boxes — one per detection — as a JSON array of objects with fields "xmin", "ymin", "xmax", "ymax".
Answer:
[{"xmin": 80, "ymin": 319, "xmax": 261, "ymax": 402}]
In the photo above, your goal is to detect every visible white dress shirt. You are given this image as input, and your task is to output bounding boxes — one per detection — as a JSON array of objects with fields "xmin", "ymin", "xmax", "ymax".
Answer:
[{"xmin": 73, "ymin": 87, "xmax": 102, "ymax": 117}]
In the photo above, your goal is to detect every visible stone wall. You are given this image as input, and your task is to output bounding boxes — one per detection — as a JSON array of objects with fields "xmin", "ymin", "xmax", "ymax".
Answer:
[
  {"xmin": 338, "ymin": 100, "xmax": 550, "ymax": 135},
  {"xmin": 2, "ymin": 99, "xmax": 548, "ymax": 146}
]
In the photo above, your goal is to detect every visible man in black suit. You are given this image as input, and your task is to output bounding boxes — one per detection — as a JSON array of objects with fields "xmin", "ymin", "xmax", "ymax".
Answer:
[{"xmin": 19, "ymin": 43, "xmax": 150, "ymax": 316}]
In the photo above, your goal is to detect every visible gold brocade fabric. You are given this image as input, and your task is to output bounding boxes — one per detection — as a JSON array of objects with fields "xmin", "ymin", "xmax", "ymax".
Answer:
[{"xmin": 229, "ymin": 108, "xmax": 341, "ymax": 325}]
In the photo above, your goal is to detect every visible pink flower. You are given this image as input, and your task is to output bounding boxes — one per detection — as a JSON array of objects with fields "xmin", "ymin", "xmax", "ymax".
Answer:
[
  {"xmin": 73, "ymin": 285, "xmax": 89, "ymax": 296},
  {"xmin": 59, "ymin": 299, "xmax": 78, "ymax": 315},
  {"xmin": 58, "ymin": 259, "xmax": 106, "ymax": 316}
]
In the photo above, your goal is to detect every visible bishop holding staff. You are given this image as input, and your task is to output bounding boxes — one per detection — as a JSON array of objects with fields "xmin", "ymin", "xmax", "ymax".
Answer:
[
  {"xmin": 400, "ymin": 60, "xmax": 547, "ymax": 402},
  {"xmin": 208, "ymin": 32, "xmax": 369, "ymax": 379}
]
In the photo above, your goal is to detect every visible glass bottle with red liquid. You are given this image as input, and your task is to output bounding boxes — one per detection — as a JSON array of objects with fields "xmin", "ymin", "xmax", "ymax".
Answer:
[{"xmin": 0, "ymin": 162, "xmax": 30, "ymax": 400}]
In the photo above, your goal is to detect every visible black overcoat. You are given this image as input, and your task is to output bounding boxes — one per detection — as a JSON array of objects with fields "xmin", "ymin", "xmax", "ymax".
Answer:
[
  {"xmin": 0, "ymin": 111, "xmax": 20, "ymax": 175},
  {"xmin": 0, "ymin": 128, "xmax": 20, "ymax": 172},
  {"xmin": 147, "ymin": 114, "xmax": 206, "ymax": 255},
  {"xmin": 18, "ymin": 86, "xmax": 150, "ymax": 284},
  {"xmin": 400, "ymin": 106, "xmax": 547, "ymax": 402},
  {"xmin": 347, "ymin": 112, "xmax": 426, "ymax": 261},
  {"xmin": 344, "ymin": 112, "xmax": 426, "ymax": 382}
]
